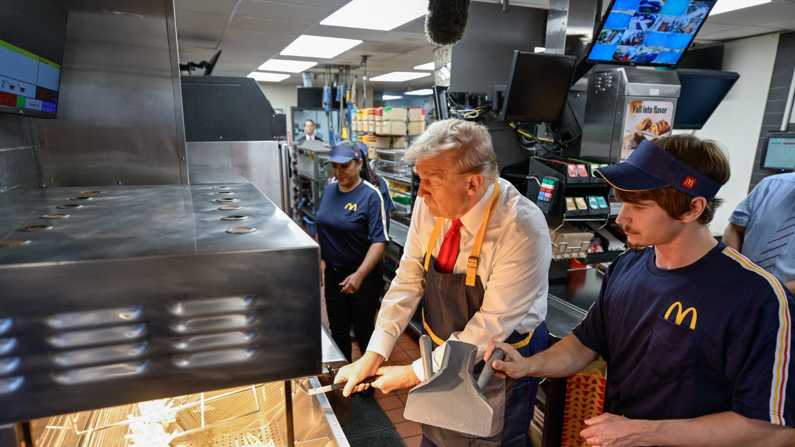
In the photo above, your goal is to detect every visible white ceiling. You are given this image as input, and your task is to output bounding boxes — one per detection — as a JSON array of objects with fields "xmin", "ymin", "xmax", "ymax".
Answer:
[{"xmin": 174, "ymin": 0, "xmax": 795, "ymax": 91}]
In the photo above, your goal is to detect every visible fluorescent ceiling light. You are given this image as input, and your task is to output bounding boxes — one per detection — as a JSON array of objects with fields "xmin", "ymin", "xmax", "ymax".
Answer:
[
  {"xmin": 320, "ymin": 0, "xmax": 427, "ymax": 31},
  {"xmin": 248, "ymin": 72, "xmax": 290, "ymax": 83},
  {"xmin": 414, "ymin": 62, "xmax": 435, "ymax": 70},
  {"xmin": 258, "ymin": 59, "xmax": 317, "ymax": 73},
  {"xmin": 370, "ymin": 72, "xmax": 430, "ymax": 82},
  {"xmin": 405, "ymin": 89, "xmax": 434, "ymax": 96},
  {"xmin": 534, "ymin": 47, "xmax": 546, "ymax": 53},
  {"xmin": 382, "ymin": 95, "xmax": 403, "ymax": 100},
  {"xmin": 710, "ymin": 0, "xmax": 770, "ymax": 14},
  {"xmin": 280, "ymin": 35, "xmax": 362, "ymax": 59}
]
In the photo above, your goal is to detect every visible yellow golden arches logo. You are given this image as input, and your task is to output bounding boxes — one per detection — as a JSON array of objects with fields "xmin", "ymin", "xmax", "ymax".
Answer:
[
  {"xmin": 344, "ymin": 203, "xmax": 357, "ymax": 211},
  {"xmin": 664, "ymin": 302, "xmax": 697, "ymax": 329}
]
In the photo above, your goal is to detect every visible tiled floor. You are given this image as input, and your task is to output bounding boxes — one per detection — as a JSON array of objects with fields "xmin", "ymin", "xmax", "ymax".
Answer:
[{"xmin": 352, "ymin": 332, "xmax": 423, "ymax": 447}]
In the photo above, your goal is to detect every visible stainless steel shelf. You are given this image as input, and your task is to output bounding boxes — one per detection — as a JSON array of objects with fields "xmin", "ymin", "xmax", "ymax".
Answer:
[{"xmin": 380, "ymin": 173, "xmax": 412, "ymax": 186}]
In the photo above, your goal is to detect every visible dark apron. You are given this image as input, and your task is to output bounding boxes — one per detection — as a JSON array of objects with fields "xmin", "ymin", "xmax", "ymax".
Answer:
[{"xmin": 419, "ymin": 183, "xmax": 549, "ymax": 447}]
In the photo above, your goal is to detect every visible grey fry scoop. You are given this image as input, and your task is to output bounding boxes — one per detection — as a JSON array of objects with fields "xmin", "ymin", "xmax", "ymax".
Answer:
[{"xmin": 403, "ymin": 335, "xmax": 504, "ymax": 437}]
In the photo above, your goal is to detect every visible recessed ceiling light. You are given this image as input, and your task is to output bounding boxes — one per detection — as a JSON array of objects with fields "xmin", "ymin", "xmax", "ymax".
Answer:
[
  {"xmin": 370, "ymin": 72, "xmax": 430, "ymax": 82},
  {"xmin": 248, "ymin": 72, "xmax": 290, "ymax": 83},
  {"xmin": 281, "ymin": 35, "xmax": 362, "ymax": 59},
  {"xmin": 710, "ymin": 0, "xmax": 770, "ymax": 14},
  {"xmin": 414, "ymin": 62, "xmax": 435, "ymax": 70},
  {"xmin": 404, "ymin": 89, "xmax": 434, "ymax": 96},
  {"xmin": 258, "ymin": 59, "xmax": 317, "ymax": 73},
  {"xmin": 382, "ymin": 95, "xmax": 403, "ymax": 100},
  {"xmin": 320, "ymin": 0, "xmax": 427, "ymax": 31}
]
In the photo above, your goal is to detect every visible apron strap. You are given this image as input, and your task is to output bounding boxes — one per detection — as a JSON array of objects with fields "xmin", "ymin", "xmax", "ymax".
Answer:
[
  {"xmin": 422, "ymin": 308, "xmax": 534, "ymax": 349},
  {"xmin": 423, "ymin": 181, "xmax": 501, "ymax": 286},
  {"xmin": 467, "ymin": 181, "xmax": 500, "ymax": 286},
  {"xmin": 424, "ymin": 218, "xmax": 446, "ymax": 272}
]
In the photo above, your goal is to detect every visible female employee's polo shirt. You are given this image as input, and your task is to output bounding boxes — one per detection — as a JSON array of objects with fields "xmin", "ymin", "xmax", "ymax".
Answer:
[
  {"xmin": 573, "ymin": 242, "xmax": 795, "ymax": 426},
  {"xmin": 315, "ymin": 180, "xmax": 389, "ymax": 268}
]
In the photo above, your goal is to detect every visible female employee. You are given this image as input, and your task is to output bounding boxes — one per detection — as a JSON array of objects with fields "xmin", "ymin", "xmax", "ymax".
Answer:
[{"xmin": 315, "ymin": 141, "xmax": 389, "ymax": 362}]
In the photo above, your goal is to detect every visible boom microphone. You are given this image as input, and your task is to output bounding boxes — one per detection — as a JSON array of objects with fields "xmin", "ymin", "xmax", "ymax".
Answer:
[{"xmin": 425, "ymin": 0, "xmax": 471, "ymax": 46}]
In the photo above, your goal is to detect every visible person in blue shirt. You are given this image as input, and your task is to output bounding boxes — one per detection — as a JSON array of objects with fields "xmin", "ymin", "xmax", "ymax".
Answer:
[
  {"xmin": 485, "ymin": 136, "xmax": 795, "ymax": 446},
  {"xmin": 355, "ymin": 141, "xmax": 396, "ymax": 232},
  {"xmin": 724, "ymin": 173, "xmax": 795, "ymax": 295},
  {"xmin": 315, "ymin": 141, "xmax": 389, "ymax": 363}
]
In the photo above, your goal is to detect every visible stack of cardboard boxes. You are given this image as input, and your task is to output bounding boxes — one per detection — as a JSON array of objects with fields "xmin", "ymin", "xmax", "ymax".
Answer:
[{"xmin": 408, "ymin": 107, "xmax": 425, "ymax": 135}]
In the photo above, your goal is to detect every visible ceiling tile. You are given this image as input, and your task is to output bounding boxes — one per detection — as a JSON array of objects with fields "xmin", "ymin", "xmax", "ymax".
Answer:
[
  {"xmin": 695, "ymin": 22, "xmax": 742, "ymax": 36},
  {"xmin": 176, "ymin": 24, "xmax": 224, "ymax": 42},
  {"xmin": 260, "ymin": 0, "xmax": 349, "ymax": 8},
  {"xmin": 175, "ymin": 0, "xmax": 238, "ymax": 15},
  {"xmin": 236, "ymin": 0, "xmax": 332, "ymax": 22},
  {"xmin": 764, "ymin": 16, "xmax": 795, "ymax": 29},
  {"xmin": 222, "ymin": 30, "xmax": 297, "ymax": 49},
  {"xmin": 229, "ymin": 16, "xmax": 308, "ymax": 34},
  {"xmin": 369, "ymin": 31, "xmax": 432, "ymax": 46},
  {"xmin": 696, "ymin": 25, "xmax": 783, "ymax": 40},
  {"xmin": 303, "ymin": 24, "xmax": 386, "ymax": 41},
  {"xmin": 394, "ymin": 16, "xmax": 427, "ymax": 34},
  {"xmin": 472, "ymin": 0, "xmax": 550, "ymax": 9},
  {"xmin": 174, "ymin": 10, "xmax": 230, "ymax": 29}
]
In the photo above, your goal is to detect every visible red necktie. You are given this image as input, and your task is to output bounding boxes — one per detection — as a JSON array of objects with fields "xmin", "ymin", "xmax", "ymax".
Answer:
[{"xmin": 436, "ymin": 219, "xmax": 463, "ymax": 274}]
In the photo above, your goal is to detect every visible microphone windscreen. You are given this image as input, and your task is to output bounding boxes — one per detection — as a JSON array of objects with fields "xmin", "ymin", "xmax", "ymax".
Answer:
[{"xmin": 425, "ymin": 0, "xmax": 471, "ymax": 46}]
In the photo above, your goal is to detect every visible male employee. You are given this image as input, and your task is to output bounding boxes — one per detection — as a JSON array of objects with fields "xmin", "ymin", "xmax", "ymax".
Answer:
[
  {"xmin": 336, "ymin": 118, "xmax": 552, "ymax": 446},
  {"xmin": 298, "ymin": 119, "xmax": 322, "ymax": 142},
  {"xmin": 486, "ymin": 136, "xmax": 795, "ymax": 447},
  {"xmin": 723, "ymin": 172, "xmax": 795, "ymax": 294}
]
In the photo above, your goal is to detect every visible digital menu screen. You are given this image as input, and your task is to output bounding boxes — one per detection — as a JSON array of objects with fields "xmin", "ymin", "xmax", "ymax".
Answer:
[
  {"xmin": 0, "ymin": 0, "xmax": 68, "ymax": 118},
  {"xmin": 588, "ymin": 0, "xmax": 717, "ymax": 67}
]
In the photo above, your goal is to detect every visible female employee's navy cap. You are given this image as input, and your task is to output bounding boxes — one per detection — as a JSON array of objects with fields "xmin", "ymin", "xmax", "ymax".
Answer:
[
  {"xmin": 325, "ymin": 143, "xmax": 362, "ymax": 165},
  {"xmin": 593, "ymin": 140, "xmax": 723, "ymax": 200}
]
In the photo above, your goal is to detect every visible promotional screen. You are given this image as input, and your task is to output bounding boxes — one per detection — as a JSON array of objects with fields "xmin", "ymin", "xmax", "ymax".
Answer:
[{"xmin": 588, "ymin": 0, "xmax": 717, "ymax": 67}]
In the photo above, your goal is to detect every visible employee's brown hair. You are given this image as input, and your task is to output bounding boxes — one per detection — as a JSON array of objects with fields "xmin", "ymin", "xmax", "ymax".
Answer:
[{"xmin": 615, "ymin": 134, "xmax": 730, "ymax": 225}]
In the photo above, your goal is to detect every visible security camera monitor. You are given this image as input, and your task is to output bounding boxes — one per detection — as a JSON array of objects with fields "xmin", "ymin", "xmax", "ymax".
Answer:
[
  {"xmin": 674, "ymin": 69, "xmax": 739, "ymax": 130},
  {"xmin": 587, "ymin": 0, "xmax": 717, "ymax": 68},
  {"xmin": 0, "ymin": 0, "xmax": 68, "ymax": 118},
  {"xmin": 762, "ymin": 134, "xmax": 795, "ymax": 172},
  {"xmin": 500, "ymin": 51, "xmax": 578, "ymax": 123}
]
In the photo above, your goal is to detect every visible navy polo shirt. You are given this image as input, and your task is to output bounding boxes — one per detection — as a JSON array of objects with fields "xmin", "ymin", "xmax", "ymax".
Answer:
[
  {"xmin": 315, "ymin": 180, "xmax": 389, "ymax": 268},
  {"xmin": 573, "ymin": 242, "xmax": 795, "ymax": 426}
]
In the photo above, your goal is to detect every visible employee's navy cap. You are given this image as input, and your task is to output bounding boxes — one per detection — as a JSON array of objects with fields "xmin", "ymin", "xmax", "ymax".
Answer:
[
  {"xmin": 354, "ymin": 141, "xmax": 369, "ymax": 157},
  {"xmin": 594, "ymin": 140, "xmax": 723, "ymax": 200},
  {"xmin": 325, "ymin": 144, "xmax": 362, "ymax": 165}
]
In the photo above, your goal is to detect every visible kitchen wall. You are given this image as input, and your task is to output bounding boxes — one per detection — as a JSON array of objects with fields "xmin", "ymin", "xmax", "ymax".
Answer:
[
  {"xmin": 0, "ymin": 114, "xmax": 39, "ymax": 192},
  {"xmin": 748, "ymin": 31, "xmax": 795, "ymax": 190},
  {"xmin": 674, "ymin": 33, "xmax": 780, "ymax": 235}
]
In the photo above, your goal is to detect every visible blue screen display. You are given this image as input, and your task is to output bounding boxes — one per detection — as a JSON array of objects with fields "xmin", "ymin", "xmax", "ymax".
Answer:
[{"xmin": 588, "ymin": 0, "xmax": 716, "ymax": 66}]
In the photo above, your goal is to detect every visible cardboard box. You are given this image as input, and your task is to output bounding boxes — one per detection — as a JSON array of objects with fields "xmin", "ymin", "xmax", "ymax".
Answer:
[
  {"xmin": 408, "ymin": 121, "xmax": 425, "ymax": 135},
  {"xmin": 384, "ymin": 120, "xmax": 406, "ymax": 135},
  {"xmin": 408, "ymin": 107, "xmax": 425, "ymax": 121},
  {"xmin": 392, "ymin": 136, "xmax": 407, "ymax": 149},
  {"xmin": 376, "ymin": 136, "xmax": 392, "ymax": 149},
  {"xmin": 375, "ymin": 120, "xmax": 383, "ymax": 135},
  {"xmin": 383, "ymin": 106, "xmax": 407, "ymax": 121}
]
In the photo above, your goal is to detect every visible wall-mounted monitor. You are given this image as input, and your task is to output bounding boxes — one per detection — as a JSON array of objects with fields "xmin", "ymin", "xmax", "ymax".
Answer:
[
  {"xmin": 762, "ymin": 134, "xmax": 795, "ymax": 172},
  {"xmin": 674, "ymin": 69, "xmax": 739, "ymax": 130},
  {"xmin": 0, "ymin": 0, "xmax": 68, "ymax": 119},
  {"xmin": 500, "ymin": 51, "xmax": 578, "ymax": 123},
  {"xmin": 587, "ymin": 0, "xmax": 717, "ymax": 68}
]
